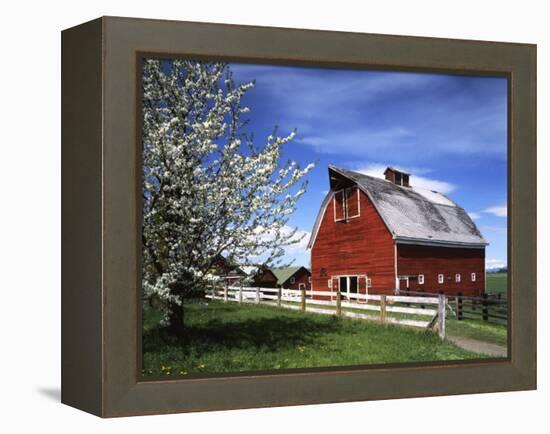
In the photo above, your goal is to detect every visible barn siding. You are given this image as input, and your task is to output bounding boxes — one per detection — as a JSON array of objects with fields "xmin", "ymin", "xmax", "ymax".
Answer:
[
  {"xmin": 254, "ymin": 269, "xmax": 278, "ymax": 288},
  {"xmin": 283, "ymin": 268, "xmax": 312, "ymax": 290},
  {"xmin": 311, "ymin": 190, "xmax": 396, "ymax": 295},
  {"xmin": 397, "ymin": 244, "xmax": 485, "ymax": 296}
]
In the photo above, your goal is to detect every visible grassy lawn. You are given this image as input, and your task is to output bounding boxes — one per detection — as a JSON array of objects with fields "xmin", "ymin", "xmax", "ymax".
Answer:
[
  {"xmin": 486, "ymin": 272, "xmax": 507, "ymax": 295},
  {"xmin": 446, "ymin": 318, "xmax": 507, "ymax": 346},
  {"xmin": 443, "ymin": 272, "xmax": 507, "ymax": 346},
  {"xmin": 142, "ymin": 300, "xmax": 484, "ymax": 377},
  {"xmin": 334, "ymin": 302, "xmax": 507, "ymax": 347}
]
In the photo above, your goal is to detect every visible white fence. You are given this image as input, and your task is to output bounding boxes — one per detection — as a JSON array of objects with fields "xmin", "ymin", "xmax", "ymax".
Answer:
[{"xmin": 205, "ymin": 286, "xmax": 447, "ymax": 338}]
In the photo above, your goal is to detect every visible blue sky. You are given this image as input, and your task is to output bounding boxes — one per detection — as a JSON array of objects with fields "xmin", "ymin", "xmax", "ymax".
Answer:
[{"xmin": 228, "ymin": 62, "xmax": 508, "ymax": 269}]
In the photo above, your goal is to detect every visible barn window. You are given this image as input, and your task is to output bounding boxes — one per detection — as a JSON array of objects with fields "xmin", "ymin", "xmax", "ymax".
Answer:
[
  {"xmin": 418, "ymin": 274, "xmax": 424, "ymax": 285},
  {"xmin": 308, "ymin": 276, "xmax": 312, "ymax": 283},
  {"xmin": 471, "ymin": 272, "xmax": 476, "ymax": 282},
  {"xmin": 333, "ymin": 189, "xmax": 346, "ymax": 221},
  {"xmin": 333, "ymin": 187, "xmax": 360, "ymax": 221},
  {"xmin": 290, "ymin": 277, "xmax": 295, "ymax": 284},
  {"xmin": 455, "ymin": 273, "xmax": 461, "ymax": 283},
  {"xmin": 366, "ymin": 278, "xmax": 372, "ymax": 288},
  {"xmin": 345, "ymin": 187, "xmax": 360, "ymax": 219},
  {"xmin": 438, "ymin": 274, "xmax": 444, "ymax": 284}
]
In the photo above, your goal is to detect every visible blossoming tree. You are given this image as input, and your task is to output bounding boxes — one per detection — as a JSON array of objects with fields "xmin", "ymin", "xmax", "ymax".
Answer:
[{"xmin": 142, "ymin": 59, "xmax": 314, "ymax": 334}]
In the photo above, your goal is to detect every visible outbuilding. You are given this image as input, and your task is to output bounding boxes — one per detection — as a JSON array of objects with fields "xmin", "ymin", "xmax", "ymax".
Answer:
[{"xmin": 253, "ymin": 266, "xmax": 311, "ymax": 291}]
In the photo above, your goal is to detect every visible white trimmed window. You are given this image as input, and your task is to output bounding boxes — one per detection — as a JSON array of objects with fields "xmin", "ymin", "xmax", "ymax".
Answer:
[
  {"xmin": 418, "ymin": 274, "xmax": 424, "ymax": 285},
  {"xmin": 345, "ymin": 187, "xmax": 360, "ymax": 219},
  {"xmin": 471, "ymin": 272, "xmax": 476, "ymax": 282},
  {"xmin": 333, "ymin": 189, "xmax": 346, "ymax": 221},
  {"xmin": 308, "ymin": 276, "xmax": 312, "ymax": 283},
  {"xmin": 455, "ymin": 273, "xmax": 461, "ymax": 283},
  {"xmin": 438, "ymin": 274, "xmax": 444, "ymax": 284},
  {"xmin": 328, "ymin": 279, "xmax": 332, "ymax": 289},
  {"xmin": 366, "ymin": 278, "xmax": 372, "ymax": 288},
  {"xmin": 333, "ymin": 186, "xmax": 360, "ymax": 221}
]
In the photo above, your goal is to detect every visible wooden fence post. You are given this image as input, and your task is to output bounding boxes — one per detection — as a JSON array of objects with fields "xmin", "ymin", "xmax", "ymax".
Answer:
[
  {"xmin": 335, "ymin": 290, "xmax": 342, "ymax": 319},
  {"xmin": 438, "ymin": 294, "xmax": 446, "ymax": 339},
  {"xmin": 277, "ymin": 286, "xmax": 282, "ymax": 307},
  {"xmin": 224, "ymin": 283, "xmax": 228, "ymax": 303},
  {"xmin": 255, "ymin": 287, "xmax": 260, "ymax": 304},
  {"xmin": 456, "ymin": 292, "xmax": 462, "ymax": 320},
  {"xmin": 238, "ymin": 285, "xmax": 243, "ymax": 304},
  {"xmin": 300, "ymin": 286, "xmax": 306, "ymax": 312},
  {"xmin": 482, "ymin": 293, "xmax": 489, "ymax": 321},
  {"xmin": 380, "ymin": 295, "xmax": 386, "ymax": 324}
]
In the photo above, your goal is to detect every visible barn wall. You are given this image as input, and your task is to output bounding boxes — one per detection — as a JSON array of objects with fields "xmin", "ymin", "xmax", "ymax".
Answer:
[
  {"xmin": 397, "ymin": 244, "xmax": 485, "ymax": 296},
  {"xmin": 310, "ymin": 190, "xmax": 396, "ymax": 294},
  {"xmin": 254, "ymin": 270, "xmax": 278, "ymax": 288},
  {"xmin": 283, "ymin": 268, "xmax": 312, "ymax": 290}
]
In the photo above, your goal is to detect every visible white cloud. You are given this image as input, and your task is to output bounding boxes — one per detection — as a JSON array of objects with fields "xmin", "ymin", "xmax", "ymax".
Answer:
[
  {"xmin": 229, "ymin": 63, "xmax": 507, "ymax": 160},
  {"xmin": 486, "ymin": 258, "xmax": 507, "ymax": 270},
  {"xmin": 468, "ymin": 212, "xmax": 481, "ymax": 220},
  {"xmin": 247, "ymin": 225, "xmax": 311, "ymax": 266},
  {"xmin": 280, "ymin": 226, "xmax": 311, "ymax": 267},
  {"xmin": 296, "ymin": 127, "xmax": 416, "ymax": 155},
  {"xmin": 282, "ymin": 226, "xmax": 311, "ymax": 252},
  {"xmin": 355, "ymin": 163, "xmax": 456, "ymax": 194},
  {"xmin": 483, "ymin": 205, "xmax": 507, "ymax": 217},
  {"xmin": 252, "ymin": 225, "xmax": 310, "ymax": 250},
  {"xmin": 410, "ymin": 176, "xmax": 456, "ymax": 195}
]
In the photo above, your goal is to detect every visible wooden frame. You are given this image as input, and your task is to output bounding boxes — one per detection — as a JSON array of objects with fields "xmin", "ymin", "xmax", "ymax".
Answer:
[
  {"xmin": 332, "ymin": 186, "xmax": 362, "ymax": 223},
  {"xmin": 333, "ymin": 189, "xmax": 346, "ymax": 222},
  {"xmin": 61, "ymin": 16, "xmax": 536, "ymax": 417}
]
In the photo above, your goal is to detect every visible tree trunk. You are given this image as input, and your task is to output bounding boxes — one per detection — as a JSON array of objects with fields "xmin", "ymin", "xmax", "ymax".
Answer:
[{"xmin": 168, "ymin": 301, "xmax": 185, "ymax": 337}]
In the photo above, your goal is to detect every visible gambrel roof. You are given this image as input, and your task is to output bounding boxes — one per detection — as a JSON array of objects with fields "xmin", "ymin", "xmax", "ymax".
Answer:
[{"xmin": 308, "ymin": 166, "xmax": 488, "ymax": 249}]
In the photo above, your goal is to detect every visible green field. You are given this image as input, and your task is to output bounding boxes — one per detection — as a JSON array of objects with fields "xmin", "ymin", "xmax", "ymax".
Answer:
[
  {"xmin": 486, "ymin": 272, "xmax": 507, "ymax": 295},
  {"xmin": 446, "ymin": 318, "xmax": 507, "ymax": 346},
  {"xmin": 142, "ymin": 300, "xmax": 483, "ymax": 377}
]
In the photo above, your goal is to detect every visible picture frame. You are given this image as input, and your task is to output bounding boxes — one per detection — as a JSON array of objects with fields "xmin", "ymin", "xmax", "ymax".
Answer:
[{"xmin": 61, "ymin": 16, "xmax": 536, "ymax": 417}]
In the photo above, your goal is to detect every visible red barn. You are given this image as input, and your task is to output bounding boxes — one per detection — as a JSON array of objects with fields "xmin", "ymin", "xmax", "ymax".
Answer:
[
  {"xmin": 253, "ymin": 266, "xmax": 312, "ymax": 291},
  {"xmin": 308, "ymin": 166, "xmax": 488, "ymax": 297}
]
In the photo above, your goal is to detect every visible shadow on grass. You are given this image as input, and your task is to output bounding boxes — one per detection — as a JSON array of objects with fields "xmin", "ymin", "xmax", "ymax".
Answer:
[{"xmin": 144, "ymin": 314, "xmax": 340, "ymax": 355}]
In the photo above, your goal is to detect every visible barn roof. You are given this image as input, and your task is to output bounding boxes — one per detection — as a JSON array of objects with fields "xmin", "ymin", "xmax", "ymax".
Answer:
[
  {"xmin": 308, "ymin": 166, "xmax": 488, "ymax": 249},
  {"xmin": 271, "ymin": 266, "xmax": 310, "ymax": 285}
]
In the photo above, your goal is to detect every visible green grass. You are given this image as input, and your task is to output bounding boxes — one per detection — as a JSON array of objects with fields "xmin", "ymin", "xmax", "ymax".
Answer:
[
  {"xmin": 142, "ymin": 300, "xmax": 484, "ymax": 377},
  {"xmin": 335, "ymin": 302, "xmax": 507, "ymax": 347},
  {"xmin": 442, "ymin": 271, "xmax": 508, "ymax": 346},
  {"xmin": 486, "ymin": 272, "xmax": 507, "ymax": 295},
  {"xmin": 446, "ymin": 318, "xmax": 507, "ymax": 346}
]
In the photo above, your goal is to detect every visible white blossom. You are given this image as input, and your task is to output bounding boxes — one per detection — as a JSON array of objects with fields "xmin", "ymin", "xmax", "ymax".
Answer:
[{"xmin": 141, "ymin": 59, "xmax": 314, "ymax": 328}]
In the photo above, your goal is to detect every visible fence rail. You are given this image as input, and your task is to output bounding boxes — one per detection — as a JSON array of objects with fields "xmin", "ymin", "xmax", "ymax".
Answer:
[
  {"xmin": 393, "ymin": 289, "xmax": 508, "ymax": 325},
  {"xmin": 205, "ymin": 286, "xmax": 448, "ymax": 338}
]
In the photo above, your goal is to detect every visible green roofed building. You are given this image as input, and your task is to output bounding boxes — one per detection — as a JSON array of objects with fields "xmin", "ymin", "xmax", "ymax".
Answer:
[{"xmin": 254, "ymin": 266, "xmax": 311, "ymax": 290}]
